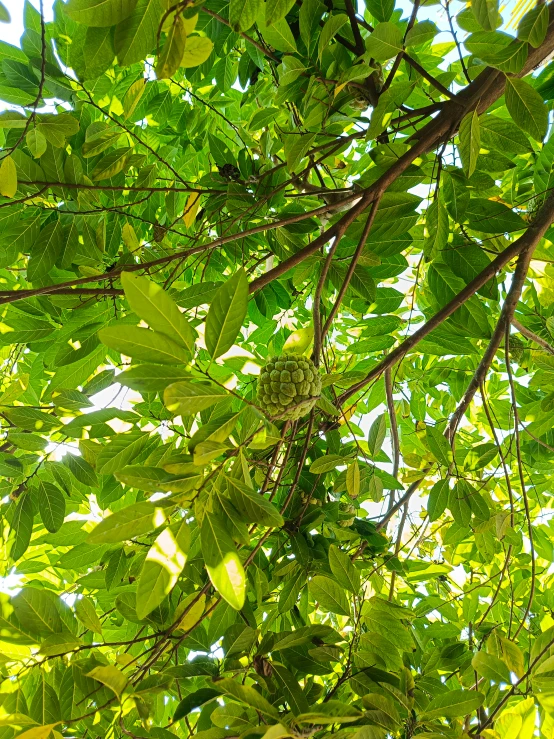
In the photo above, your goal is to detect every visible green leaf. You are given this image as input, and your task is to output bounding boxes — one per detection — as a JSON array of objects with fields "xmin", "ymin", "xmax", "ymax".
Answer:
[
  {"xmin": 87, "ymin": 665, "xmax": 127, "ymax": 699},
  {"xmin": 425, "ymin": 425, "xmax": 453, "ymax": 467},
  {"xmin": 114, "ymin": 0, "xmax": 164, "ymax": 66},
  {"xmin": 212, "ymin": 677, "xmax": 280, "ymax": 720},
  {"xmin": 10, "ymin": 494, "xmax": 34, "ymax": 562},
  {"xmin": 230, "ymin": 0, "xmax": 262, "ymax": 31},
  {"xmin": 481, "ymin": 40, "xmax": 528, "ymax": 74},
  {"xmin": 87, "ymin": 502, "xmax": 172, "ymax": 544},
  {"xmin": 266, "ymin": 0, "xmax": 295, "ymax": 26},
  {"xmin": 329, "ymin": 545, "xmax": 360, "ymax": 593},
  {"xmin": 36, "ymin": 481, "xmax": 65, "ymax": 534},
  {"xmin": 115, "ymin": 465, "xmax": 200, "ymax": 494},
  {"xmin": 465, "ymin": 197, "xmax": 526, "ymax": 233},
  {"xmin": 11, "ymin": 587, "xmax": 63, "ymax": 635},
  {"xmin": 464, "ymin": 29, "xmax": 511, "ymax": 57},
  {"xmin": 201, "ymin": 512, "xmax": 246, "ymax": 610},
  {"xmin": 117, "ymin": 365, "xmax": 192, "ymax": 392},
  {"xmin": 98, "ymin": 324, "xmax": 190, "ymax": 364},
  {"xmin": 283, "ymin": 326, "xmax": 314, "ymax": 353},
  {"xmin": 471, "ymin": 0, "xmax": 499, "ymax": 31},
  {"xmin": 472, "ymin": 651, "xmax": 511, "ymax": 683},
  {"xmin": 480, "ymin": 114, "xmax": 532, "ymax": 155},
  {"xmin": 449, "ymin": 481, "xmax": 472, "ymax": 527},
  {"xmin": 346, "ymin": 460, "xmax": 360, "ymax": 498},
  {"xmin": 121, "ymin": 272, "xmax": 194, "ymax": 351},
  {"xmin": 258, "ymin": 13, "xmax": 297, "ymax": 53},
  {"xmin": 37, "ymin": 113, "xmax": 79, "ymax": 147},
  {"xmin": 26, "ymin": 128, "xmax": 47, "ymax": 158},
  {"xmin": 90, "ymin": 148, "xmax": 131, "ymax": 180},
  {"xmin": 365, "ymin": 22, "xmax": 403, "ymax": 61},
  {"xmin": 75, "ymin": 596, "xmax": 103, "ymax": 634},
  {"xmin": 155, "ymin": 15, "xmax": 187, "ymax": 79},
  {"xmin": 365, "ymin": 0, "xmax": 395, "ymax": 22},
  {"xmin": 458, "ymin": 110, "xmax": 480, "ymax": 178},
  {"xmin": 423, "ymin": 690, "xmax": 484, "ymax": 719},
  {"xmin": 505, "ymin": 77, "xmax": 548, "ymax": 141},
  {"xmin": 284, "ymin": 132, "xmax": 316, "ymax": 172},
  {"xmin": 181, "ymin": 36, "xmax": 214, "ymax": 68},
  {"xmin": 406, "ymin": 20, "xmax": 438, "ymax": 47},
  {"xmin": 136, "ymin": 523, "xmax": 190, "ymax": 619},
  {"xmin": 296, "ymin": 701, "xmax": 363, "ymax": 724},
  {"xmin": 299, "ymin": 0, "xmax": 325, "ymax": 54},
  {"xmin": 83, "ymin": 26, "xmax": 116, "ymax": 79},
  {"xmin": 427, "ymin": 479, "xmax": 449, "ymax": 521},
  {"xmin": 205, "ymin": 269, "xmax": 249, "ymax": 359},
  {"xmin": 96, "ymin": 433, "xmax": 151, "ymax": 475},
  {"xmin": 518, "ymin": 4, "xmax": 548, "ymax": 47},
  {"xmin": 535, "ymin": 131, "xmax": 554, "ymax": 203},
  {"xmin": 309, "ymin": 575, "xmax": 350, "ymax": 615},
  {"xmin": 226, "ymin": 476, "xmax": 284, "ymax": 527},
  {"xmin": 424, "ymin": 194, "xmax": 448, "ymax": 259},
  {"xmin": 28, "ymin": 220, "xmax": 63, "ymax": 282},
  {"xmin": 309, "ymin": 454, "xmax": 345, "ymax": 473},
  {"xmin": 174, "ymin": 689, "xmax": 221, "ymax": 721},
  {"xmin": 65, "ymin": 0, "xmax": 138, "ymax": 26},
  {"xmin": 318, "ymin": 14, "xmax": 349, "ymax": 59},
  {"xmin": 39, "ymin": 631, "xmax": 82, "ymax": 656},
  {"xmin": 272, "ymin": 662, "xmax": 310, "ymax": 714},
  {"xmin": 164, "ymin": 381, "xmax": 228, "ymax": 415},
  {"xmin": 368, "ymin": 414, "xmax": 387, "ymax": 457}
]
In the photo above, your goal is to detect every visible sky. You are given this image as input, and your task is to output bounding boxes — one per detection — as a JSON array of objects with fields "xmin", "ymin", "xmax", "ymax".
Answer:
[{"xmin": 0, "ymin": 0, "xmax": 54, "ymax": 45}]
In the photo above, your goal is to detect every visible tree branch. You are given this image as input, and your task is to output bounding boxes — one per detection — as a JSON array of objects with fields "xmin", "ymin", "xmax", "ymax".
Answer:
[
  {"xmin": 511, "ymin": 317, "xmax": 554, "ymax": 355},
  {"xmin": 337, "ymin": 190, "xmax": 554, "ymax": 406},
  {"xmin": 446, "ymin": 243, "xmax": 536, "ymax": 440},
  {"xmin": 344, "ymin": 0, "xmax": 366, "ymax": 56}
]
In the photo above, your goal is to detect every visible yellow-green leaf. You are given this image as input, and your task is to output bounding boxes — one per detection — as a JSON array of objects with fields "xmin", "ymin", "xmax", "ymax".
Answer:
[
  {"xmin": 87, "ymin": 665, "xmax": 127, "ymax": 699},
  {"xmin": 87, "ymin": 501, "xmax": 172, "ymax": 544},
  {"xmin": 181, "ymin": 36, "xmax": 214, "ymax": 67},
  {"xmin": 0, "ymin": 155, "xmax": 17, "ymax": 198},
  {"xmin": 123, "ymin": 78, "xmax": 146, "ymax": 120},
  {"xmin": 205, "ymin": 269, "xmax": 249, "ymax": 359},
  {"xmin": 136, "ymin": 523, "xmax": 190, "ymax": 619},
  {"xmin": 183, "ymin": 191, "xmax": 201, "ymax": 226},
  {"xmin": 156, "ymin": 15, "xmax": 187, "ymax": 79},
  {"xmin": 75, "ymin": 596, "xmax": 103, "ymax": 634},
  {"xmin": 201, "ymin": 512, "xmax": 245, "ymax": 610},
  {"xmin": 121, "ymin": 272, "xmax": 195, "ymax": 350}
]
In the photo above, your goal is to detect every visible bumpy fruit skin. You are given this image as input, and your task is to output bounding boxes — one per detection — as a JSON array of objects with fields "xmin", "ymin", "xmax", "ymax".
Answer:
[{"xmin": 257, "ymin": 353, "xmax": 322, "ymax": 420}]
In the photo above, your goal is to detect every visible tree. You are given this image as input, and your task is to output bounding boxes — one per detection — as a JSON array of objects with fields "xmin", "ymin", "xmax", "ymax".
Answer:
[{"xmin": 2, "ymin": 0, "xmax": 554, "ymax": 736}]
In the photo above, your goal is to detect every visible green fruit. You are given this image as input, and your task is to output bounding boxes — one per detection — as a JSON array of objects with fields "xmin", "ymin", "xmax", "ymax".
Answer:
[
  {"xmin": 508, "ymin": 335, "xmax": 525, "ymax": 362},
  {"xmin": 257, "ymin": 353, "xmax": 322, "ymax": 420}
]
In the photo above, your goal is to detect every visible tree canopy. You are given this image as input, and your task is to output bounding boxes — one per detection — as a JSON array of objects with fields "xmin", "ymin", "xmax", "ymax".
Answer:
[{"xmin": 3, "ymin": 0, "xmax": 554, "ymax": 739}]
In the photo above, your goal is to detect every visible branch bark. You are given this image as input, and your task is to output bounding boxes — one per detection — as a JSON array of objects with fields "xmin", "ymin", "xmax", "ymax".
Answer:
[
  {"xmin": 249, "ymin": 3, "xmax": 554, "ymax": 294},
  {"xmin": 512, "ymin": 317, "xmax": 554, "ymax": 355},
  {"xmin": 337, "ymin": 190, "xmax": 554, "ymax": 406},
  {"xmin": 446, "ymin": 243, "xmax": 537, "ymax": 440}
]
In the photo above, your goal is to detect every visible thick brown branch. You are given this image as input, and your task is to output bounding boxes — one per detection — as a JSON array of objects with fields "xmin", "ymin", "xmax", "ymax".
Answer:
[
  {"xmin": 403, "ymin": 53, "xmax": 458, "ymax": 100},
  {"xmin": 344, "ymin": 0, "xmax": 366, "ymax": 56},
  {"xmin": 0, "ymin": 202, "xmax": 346, "ymax": 306},
  {"xmin": 22, "ymin": 180, "xmax": 220, "ymax": 194},
  {"xmin": 337, "ymin": 190, "xmax": 554, "ymax": 406},
  {"xmin": 385, "ymin": 367, "xmax": 400, "ymax": 482},
  {"xmin": 446, "ymin": 244, "xmax": 536, "ymax": 440},
  {"xmin": 512, "ymin": 317, "xmax": 554, "ymax": 355},
  {"xmin": 376, "ymin": 478, "xmax": 425, "ymax": 531}
]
